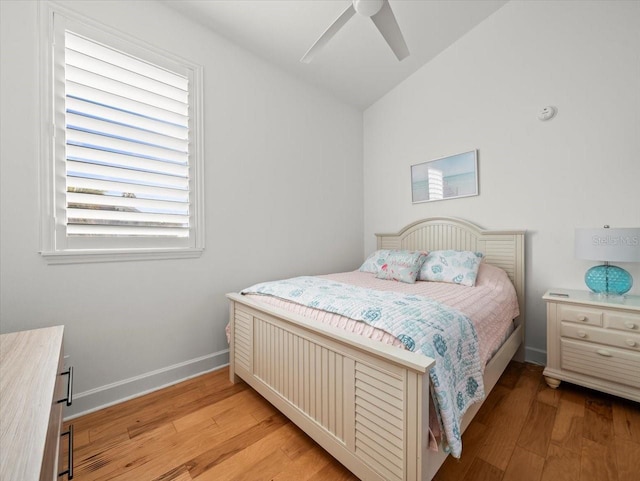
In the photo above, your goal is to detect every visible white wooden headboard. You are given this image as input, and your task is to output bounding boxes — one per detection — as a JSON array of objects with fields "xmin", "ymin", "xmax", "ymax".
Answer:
[{"xmin": 376, "ymin": 217, "xmax": 526, "ymax": 329}]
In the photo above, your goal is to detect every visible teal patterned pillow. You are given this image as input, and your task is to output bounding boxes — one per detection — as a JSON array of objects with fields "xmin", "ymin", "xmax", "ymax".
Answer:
[
  {"xmin": 375, "ymin": 250, "xmax": 429, "ymax": 284},
  {"xmin": 418, "ymin": 250, "xmax": 484, "ymax": 286},
  {"xmin": 359, "ymin": 249, "xmax": 392, "ymax": 273}
]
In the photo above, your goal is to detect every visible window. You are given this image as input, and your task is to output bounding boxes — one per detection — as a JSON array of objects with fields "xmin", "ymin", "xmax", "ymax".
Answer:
[{"xmin": 40, "ymin": 5, "xmax": 204, "ymax": 263}]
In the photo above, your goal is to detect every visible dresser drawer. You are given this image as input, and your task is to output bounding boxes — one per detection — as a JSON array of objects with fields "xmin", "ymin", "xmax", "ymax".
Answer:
[
  {"xmin": 41, "ymin": 351, "xmax": 65, "ymax": 481},
  {"xmin": 561, "ymin": 322, "xmax": 640, "ymax": 351},
  {"xmin": 561, "ymin": 338, "xmax": 640, "ymax": 388},
  {"xmin": 604, "ymin": 310, "xmax": 640, "ymax": 333},
  {"xmin": 558, "ymin": 304, "xmax": 603, "ymax": 326}
]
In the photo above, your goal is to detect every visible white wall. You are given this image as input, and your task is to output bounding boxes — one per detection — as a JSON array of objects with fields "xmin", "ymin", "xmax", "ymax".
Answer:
[
  {"xmin": 363, "ymin": 0, "xmax": 640, "ymax": 363},
  {"xmin": 0, "ymin": 0, "xmax": 363, "ymax": 416}
]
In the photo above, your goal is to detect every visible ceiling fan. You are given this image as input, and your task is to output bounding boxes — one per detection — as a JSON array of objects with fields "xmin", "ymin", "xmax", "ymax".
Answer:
[{"xmin": 300, "ymin": 0, "xmax": 409, "ymax": 64}]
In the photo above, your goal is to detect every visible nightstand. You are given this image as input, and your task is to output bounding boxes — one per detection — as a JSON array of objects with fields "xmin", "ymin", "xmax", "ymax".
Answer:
[{"xmin": 543, "ymin": 289, "xmax": 640, "ymax": 402}]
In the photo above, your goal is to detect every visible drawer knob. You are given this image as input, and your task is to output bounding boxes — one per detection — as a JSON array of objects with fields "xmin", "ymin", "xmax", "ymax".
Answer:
[
  {"xmin": 596, "ymin": 349, "xmax": 612, "ymax": 357},
  {"xmin": 626, "ymin": 339, "xmax": 637, "ymax": 347},
  {"xmin": 577, "ymin": 315, "xmax": 587, "ymax": 322},
  {"xmin": 624, "ymin": 321, "xmax": 637, "ymax": 330},
  {"xmin": 577, "ymin": 331, "xmax": 587, "ymax": 338}
]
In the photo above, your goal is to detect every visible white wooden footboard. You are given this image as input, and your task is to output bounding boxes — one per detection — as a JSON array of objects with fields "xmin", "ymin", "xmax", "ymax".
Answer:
[{"xmin": 227, "ymin": 294, "xmax": 435, "ymax": 481}]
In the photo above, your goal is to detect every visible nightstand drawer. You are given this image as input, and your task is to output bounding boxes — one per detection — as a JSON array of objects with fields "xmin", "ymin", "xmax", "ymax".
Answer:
[
  {"xmin": 561, "ymin": 322, "xmax": 640, "ymax": 351},
  {"xmin": 604, "ymin": 311, "xmax": 640, "ymax": 333},
  {"xmin": 558, "ymin": 304, "xmax": 603, "ymax": 326},
  {"xmin": 561, "ymin": 338, "xmax": 640, "ymax": 388}
]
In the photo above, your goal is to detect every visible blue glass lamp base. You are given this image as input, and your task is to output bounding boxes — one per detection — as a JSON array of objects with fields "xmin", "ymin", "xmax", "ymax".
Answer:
[{"xmin": 584, "ymin": 264, "xmax": 633, "ymax": 296}]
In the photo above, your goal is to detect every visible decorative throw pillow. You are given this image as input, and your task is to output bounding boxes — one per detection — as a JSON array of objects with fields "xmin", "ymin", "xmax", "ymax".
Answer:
[
  {"xmin": 375, "ymin": 250, "xmax": 429, "ymax": 284},
  {"xmin": 359, "ymin": 249, "xmax": 392, "ymax": 274},
  {"xmin": 418, "ymin": 250, "xmax": 484, "ymax": 286}
]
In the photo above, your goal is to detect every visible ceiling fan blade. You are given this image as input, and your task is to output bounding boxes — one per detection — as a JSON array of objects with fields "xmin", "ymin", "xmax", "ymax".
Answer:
[
  {"xmin": 300, "ymin": 3, "xmax": 356, "ymax": 64},
  {"xmin": 371, "ymin": 0, "xmax": 409, "ymax": 61}
]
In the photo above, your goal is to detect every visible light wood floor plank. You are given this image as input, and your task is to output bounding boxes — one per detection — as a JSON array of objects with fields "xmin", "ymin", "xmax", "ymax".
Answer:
[
  {"xmin": 305, "ymin": 460, "xmax": 359, "ymax": 481},
  {"xmin": 476, "ymin": 367, "xmax": 540, "ymax": 470},
  {"xmin": 108, "ymin": 412, "xmax": 260, "ymax": 481},
  {"xmin": 78, "ymin": 400, "xmax": 259, "ymax": 480},
  {"xmin": 192, "ymin": 423, "xmax": 298, "ymax": 481},
  {"xmin": 279, "ymin": 425, "xmax": 317, "ymax": 460},
  {"xmin": 614, "ymin": 436, "xmax": 640, "ymax": 481},
  {"xmin": 75, "ymin": 423, "xmax": 178, "ymax": 481},
  {"xmin": 580, "ymin": 437, "xmax": 618, "ymax": 481},
  {"xmin": 432, "ymin": 421, "xmax": 488, "ymax": 481},
  {"xmin": 185, "ymin": 413, "xmax": 289, "ymax": 479},
  {"xmin": 127, "ymin": 383, "xmax": 246, "ymax": 439},
  {"xmin": 271, "ymin": 445, "xmax": 334, "ymax": 481},
  {"xmin": 540, "ymin": 443, "xmax": 581, "ymax": 481},
  {"xmin": 462, "ymin": 457, "xmax": 504, "ymax": 481},
  {"xmin": 497, "ymin": 361, "xmax": 525, "ymax": 389},
  {"xmin": 502, "ymin": 446, "xmax": 544, "ymax": 481},
  {"xmin": 583, "ymin": 396, "xmax": 614, "ymax": 447},
  {"xmin": 150, "ymin": 465, "xmax": 192, "ymax": 481},
  {"xmin": 517, "ymin": 400, "xmax": 557, "ymax": 457},
  {"xmin": 550, "ymin": 397, "xmax": 585, "ymax": 454},
  {"xmin": 474, "ymin": 384, "xmax": 510, "ymax": 426},
  {"xmin": 612, "ymin": 399, "xmax": 640, "ymax": 444},
  {"xmin": 536, "ymin": 381, "xmax": 562, "ymax": 408}
]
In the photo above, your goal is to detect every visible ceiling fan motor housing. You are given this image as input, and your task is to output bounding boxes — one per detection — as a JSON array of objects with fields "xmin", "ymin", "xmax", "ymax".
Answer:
[{"xmin": 353, "ymin": 0, "xmax": 384, "ymax": 17}]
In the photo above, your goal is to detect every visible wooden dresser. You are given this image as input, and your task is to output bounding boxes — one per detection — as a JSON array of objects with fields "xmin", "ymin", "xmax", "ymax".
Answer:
[
  {"xmin": 0, "ymin": 326, "xmax": 73, "ymax": 480},
  {"xmin": 543, "ymin": 289, "xmax": 640, "ymax": 402}
]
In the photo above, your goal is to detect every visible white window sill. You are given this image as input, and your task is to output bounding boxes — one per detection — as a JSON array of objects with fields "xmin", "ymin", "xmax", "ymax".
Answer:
[{"xmin": 40, "ymin": 248, "xmax": 204, "ymax": 265}]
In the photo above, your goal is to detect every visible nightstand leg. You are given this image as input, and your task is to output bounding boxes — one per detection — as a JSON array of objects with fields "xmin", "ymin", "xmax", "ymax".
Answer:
[{"xmin": 544, "ymin": 376, "xmax": 561, "ymax": 389}]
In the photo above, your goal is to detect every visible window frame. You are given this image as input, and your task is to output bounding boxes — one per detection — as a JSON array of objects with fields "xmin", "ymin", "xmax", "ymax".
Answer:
[{"xmin": 39, "ymin": 2, "xmax": 204, "ymax": 264}]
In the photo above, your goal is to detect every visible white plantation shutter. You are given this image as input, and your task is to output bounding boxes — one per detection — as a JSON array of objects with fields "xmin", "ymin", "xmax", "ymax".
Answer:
[
  {"xmin": 65, "ymin": 32, "xmax": 190, "ymax": 238},
  {"xmin": 40, "ymin": 8, "xmax": 204, "ymax": 262}
]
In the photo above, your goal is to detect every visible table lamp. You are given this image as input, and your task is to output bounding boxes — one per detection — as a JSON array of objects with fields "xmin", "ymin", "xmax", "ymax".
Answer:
[{"xmin": 575, "ymin": 226, "xmax": 640, "ymax": 296}]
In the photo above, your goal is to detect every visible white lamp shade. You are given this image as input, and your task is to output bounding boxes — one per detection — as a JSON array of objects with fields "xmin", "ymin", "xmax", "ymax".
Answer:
[{"xmin": 575, "ymin": 228, "xmax": 640, "ymax": 263}]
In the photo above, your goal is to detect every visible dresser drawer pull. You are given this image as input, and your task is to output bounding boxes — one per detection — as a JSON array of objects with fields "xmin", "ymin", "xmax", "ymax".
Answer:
[
  {"xmin": 577, "ymin": 331, "xmax": 587, "ymax": 338},
  {"xmin": 626, "ymin": 339, "xmax": 638, "ymax": 347},
  {"xmin": 59, "ymin": 424, "xmax": 74, "ymax": 479},
  {"xmin": 57, "ymin": 366, "xmax": 73, "ymax": 406},
  {"xmin": 577, "ymin": 315, "xmax": 588, "ymax": 322},
  {"xmin": 624, "ymin": 322, "xmax": 637, "ymax": 330},
  {"xmin": 596, "ymin": 349, "xmax": 612, "ymax": 357}
]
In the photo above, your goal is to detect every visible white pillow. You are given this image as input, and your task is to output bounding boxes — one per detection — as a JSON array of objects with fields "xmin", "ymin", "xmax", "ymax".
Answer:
[
  {"xmin": 375, "ymin": 250, "xmax": 428, "ymax": 284},
  {"xmin": 359, "ymin": 249, "xmax": 392, "ymax": 274},
  {"xmin": 418, "ymin": 250, "xmax": 484, "ymax": 286}
]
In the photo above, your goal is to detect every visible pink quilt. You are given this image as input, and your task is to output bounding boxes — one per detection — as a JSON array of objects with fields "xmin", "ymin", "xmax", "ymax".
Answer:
[{"xmin": 244, "ymin": 262, "xmax": 519, "ymax": 366}]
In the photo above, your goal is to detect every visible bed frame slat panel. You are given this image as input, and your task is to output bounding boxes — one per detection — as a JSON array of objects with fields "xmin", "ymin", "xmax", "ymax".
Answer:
[
  {"xmin": 356, "ymin": 438, "xmax": 403, "ymax": 480},
  {"xmin": 251, "ymin": 314, "xmax": 348, "ymax": 443},
  {"xmin": 355, "ymin": 399, "xmax": 404, "ymax": 437},
  {"xmin": 234, "ymin": 306, "xmax": 252, "ymax": 372},
  {"xmin": 354, "ymin": 361, "xmax": 405, "ymax": 481}
]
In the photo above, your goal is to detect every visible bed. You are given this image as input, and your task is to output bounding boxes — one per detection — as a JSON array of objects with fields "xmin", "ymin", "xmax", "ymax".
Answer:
[{"xmin": 226, "ymin": 217, "xmax": 525, "ymax": 481}]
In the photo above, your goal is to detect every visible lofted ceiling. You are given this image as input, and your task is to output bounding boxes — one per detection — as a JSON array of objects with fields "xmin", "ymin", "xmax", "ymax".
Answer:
[{"xmin": 161, "ymin": 0, "xmax": 508, "ymax": 109}]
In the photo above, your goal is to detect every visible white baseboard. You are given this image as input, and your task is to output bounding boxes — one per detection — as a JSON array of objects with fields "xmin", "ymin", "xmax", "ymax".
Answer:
[
  {"xmin": 525, "ymin": 346, "xmax": 547, "ymax": 366},
  {"xmin": 64, "ymin": 349, "xmax": 229, "ymax": 420}
]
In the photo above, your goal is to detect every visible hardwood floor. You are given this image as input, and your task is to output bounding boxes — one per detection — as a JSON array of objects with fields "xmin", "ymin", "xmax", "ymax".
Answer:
[{"xmin": 64, "ymin": 362, "xmax": 640, "ymax": 481}]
